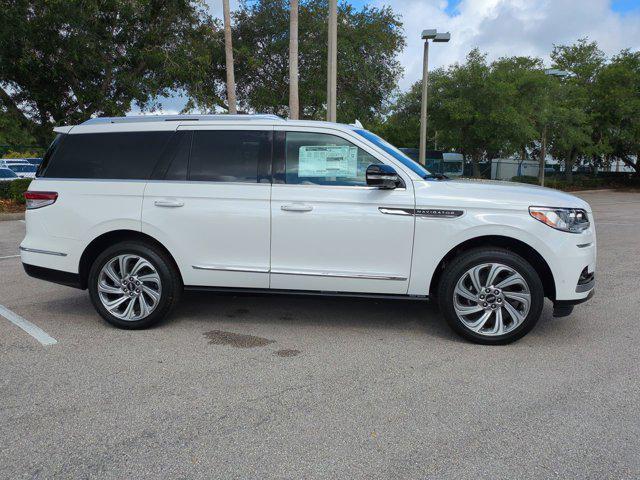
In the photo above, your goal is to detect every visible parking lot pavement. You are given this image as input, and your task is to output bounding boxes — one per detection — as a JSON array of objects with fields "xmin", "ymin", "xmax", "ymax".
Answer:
[{"xmin": 1, "ymin": 190, "xmax": 639, "ymax": 479}]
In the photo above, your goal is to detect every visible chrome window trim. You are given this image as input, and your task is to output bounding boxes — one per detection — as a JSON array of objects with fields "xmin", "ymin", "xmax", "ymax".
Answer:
[{"xmin": 19, "ymin": 246, "xmax": 68, "ymax": 257}]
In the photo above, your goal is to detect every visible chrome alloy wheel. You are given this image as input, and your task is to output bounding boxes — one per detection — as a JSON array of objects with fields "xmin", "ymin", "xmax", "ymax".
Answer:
[
  {"xmin": 97, "ymin": 254, "xmax": 162, "ymax": 321},
  {"xmin": 453, "ymin": 262, "xmax": 531, "ymax": 336}
]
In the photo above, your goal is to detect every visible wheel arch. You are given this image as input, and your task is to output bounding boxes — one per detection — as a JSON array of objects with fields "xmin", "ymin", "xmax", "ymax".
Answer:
[
  {"xmin": 78, "ymin": 230, "xmax": 183, "ymax": 289},
  {"xmin": 428, "ymin": 235, "xmax": 556, "ymax": 301}
]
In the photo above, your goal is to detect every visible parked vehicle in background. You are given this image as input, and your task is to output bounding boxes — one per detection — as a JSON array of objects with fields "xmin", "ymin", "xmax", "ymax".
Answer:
[
  {"xmin": 0, "ymin": 168, "xmax": 20, "ymax": 181},
  {"xmin": 26, "ymin": 158, "xmax": 43, "ymax": 166},
  {"xmin": 399, "ymin": 149, "xmax": 464, "ymax": 177},
  {"xmin": 0, "ymin": 159, "xmax": 31, "ymax": 168},
  {"xmin": 21, "ymin": 115, "xmax": 596, "ymax": 344},
  {"xmin": 8, "ymin": 163, "xmax": 37, "ymax": 178}
]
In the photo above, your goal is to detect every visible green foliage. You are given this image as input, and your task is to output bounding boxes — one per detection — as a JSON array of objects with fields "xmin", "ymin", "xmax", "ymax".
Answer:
[
  {"xmin": 0, "ymin": 180, "xmax": 11, "ymax": 199},
  {"xmin": 8, "ymin": 178, "xmax": 32, "ymax": 203},
  {"xmin": 379, "ymin": 38, "xmax": 639, "ymax": 180},
  {"xmin": 230, "ymin": 0, "xmax": 405, "ymax": 123},
  {"xmin": 2, "ymin": 150, "xmax": 41, "ymax": 159},
  {"xmin": 513, "ymin": 174, "xmax": 640, "ymax": 191},
  {"xmin": 0, "ymin": 0, "xmax": 226, "ymax": 145}
]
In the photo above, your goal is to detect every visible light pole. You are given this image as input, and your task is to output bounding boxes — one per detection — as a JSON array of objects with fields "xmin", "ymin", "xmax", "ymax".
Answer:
[
  {"xmin": 327, "ymin": 0, "xmax": 337, "ymax": 122},
  {"xmin": 419, "ymin": 30, "xmax": 450, "ymax": 166},
  {"xmin": 539, "ymin": 69, "xmax": 571, "ymax": 186}
]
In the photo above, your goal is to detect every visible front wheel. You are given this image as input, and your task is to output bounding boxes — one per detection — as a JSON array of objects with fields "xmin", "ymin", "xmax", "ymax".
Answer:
[
  {"xmin": 88, "ymin": 241, "xmax": 182, "ymax": 329},
  {"xmin": 438, "ymin": 248, "xmax": 544, "ymax": 344}
]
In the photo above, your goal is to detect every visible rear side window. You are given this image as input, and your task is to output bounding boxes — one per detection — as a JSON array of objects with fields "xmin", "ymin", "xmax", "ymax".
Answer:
[
  {"xmin": 189, "ymin": 130, "xmax": 271, "ymax": 183},
  {"xmin": 41, "ymin": 132, "xmax": 172, "ymax": 179}
]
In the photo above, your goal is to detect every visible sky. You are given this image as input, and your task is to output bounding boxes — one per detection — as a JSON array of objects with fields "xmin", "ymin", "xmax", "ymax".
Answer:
[{"xmin": 140, "ymin": 0, "xmax": 640, "ymax": 113}]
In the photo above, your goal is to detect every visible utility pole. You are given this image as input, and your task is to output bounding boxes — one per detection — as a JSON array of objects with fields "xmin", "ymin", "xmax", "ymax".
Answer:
[
  {"xmin": 419, "ymin": 30, "xmax": 450, "ymax": 166},
  {"xmin": 327, "ymin": 0, "xmax": 337, "ymax": 122},
  {"xmin": 222, "ymin": 0, "xmax": 237, "ymax": 114},
  {"xmin": 289, "ymin": 0, "xmax": 299, "ymax": 120}
]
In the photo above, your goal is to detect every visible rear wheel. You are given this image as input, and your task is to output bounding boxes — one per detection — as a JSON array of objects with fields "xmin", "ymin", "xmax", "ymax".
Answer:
[
  {"xmin": 438, "ymin": 248, "xmax": 544, "ymax": 344},
  {"xmin": 88, "ymin": 241, "xmax": 181, "ymax": 329}
]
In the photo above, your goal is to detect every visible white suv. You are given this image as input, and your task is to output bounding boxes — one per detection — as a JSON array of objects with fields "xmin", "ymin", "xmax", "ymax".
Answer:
[{"xmin": 21, "ymin": 115, "xmax": 596, "ymax": 344}]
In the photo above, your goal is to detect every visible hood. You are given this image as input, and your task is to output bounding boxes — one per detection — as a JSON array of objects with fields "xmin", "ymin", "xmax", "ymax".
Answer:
[{"xmin": 414, "ymin": 178, "xmax": 591, "ymax": 212}]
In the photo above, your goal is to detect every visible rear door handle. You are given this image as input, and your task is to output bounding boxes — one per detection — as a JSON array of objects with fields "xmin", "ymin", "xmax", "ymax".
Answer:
[
  {"xmin": 154, "ymin": 199, "xmax": 184, "ymax": 208},
  {"xmin": 281, "ymin": 204, "xmax": 313, "ymax": 212}
]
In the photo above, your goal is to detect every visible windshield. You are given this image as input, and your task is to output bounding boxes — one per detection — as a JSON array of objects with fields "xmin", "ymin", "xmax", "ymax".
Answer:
[
  {"xmin": 354, "ymin": 129, "xmax": 432, "ymax": 179},
  {"xmin": 0, "ymin": 168, "xmax": 18, "ymax": 178}
]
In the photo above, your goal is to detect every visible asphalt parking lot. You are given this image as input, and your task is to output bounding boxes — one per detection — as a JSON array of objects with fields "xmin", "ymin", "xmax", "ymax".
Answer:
[{"xmin": 1, "ymin": 190, "xmax": 639, "ymax": 479}]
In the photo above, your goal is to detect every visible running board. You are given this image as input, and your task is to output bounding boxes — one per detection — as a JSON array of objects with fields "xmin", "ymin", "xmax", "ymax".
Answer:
[{"xmin": 183, "ymin": 286, "xmax": 429, "ymax": 301}]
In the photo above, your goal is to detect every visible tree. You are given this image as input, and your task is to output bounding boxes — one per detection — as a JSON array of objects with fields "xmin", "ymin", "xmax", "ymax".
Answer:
[
  {"xmin": 550, "ymin": 38, "xmax": 604, "ymax": 179},
  {"xmin": 592, "ymin": 50, "xmax": 640, "ymax": 175},
  {"xmin": 222, "ymin": 0, "xmax": 238, "ymax": 114},
  {"xmin": 289, "ymin": 0, "xmax": 299, "ymax": 119},
  {"xmin": 0, "ymin": 0, "xmax": 226, "ymax": 145},
  {"xmin": 232, "ymin": 0, "xmax": 405, "ymax": 122}
]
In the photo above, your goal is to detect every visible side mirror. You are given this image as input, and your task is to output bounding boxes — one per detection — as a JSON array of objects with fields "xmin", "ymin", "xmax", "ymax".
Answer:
[{"xmin": 366, "ymin": 164, "xmax": 399, "ymax": 189}]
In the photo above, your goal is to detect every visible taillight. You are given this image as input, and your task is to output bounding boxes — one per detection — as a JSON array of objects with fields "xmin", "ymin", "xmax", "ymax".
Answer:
[{"xmin": 24, "ymin": 191, "xmax": 58, "ymax": 209}]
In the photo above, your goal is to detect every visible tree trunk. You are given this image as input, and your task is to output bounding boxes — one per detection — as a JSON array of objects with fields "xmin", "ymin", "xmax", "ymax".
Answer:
[
  {"xmin": 289, "ymin": 0, "xmax": 299, "ymax": 120},
  {"xmin": 222, "ymin": 0, "xmax": 237, "ymax": 114},
  {"xmin": 472, "ymin": 155, "xmax": 481, "ymax": 178},
  {"xmin": 620, "ymin": 154, "xmax": 640, "ymax": 176},
  {"xmin": 565, "ymin": 152, "xmax": 576, "ymax": 183}
]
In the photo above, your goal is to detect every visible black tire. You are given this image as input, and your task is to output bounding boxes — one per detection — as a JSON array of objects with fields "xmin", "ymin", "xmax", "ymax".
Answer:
[
  {"xmin": 437, "ymin": 247, "xmax": 544, "ymax": 345},
  {"xmin": 88, "ymin": 241, "xmax": 182, "ymax": 329}
]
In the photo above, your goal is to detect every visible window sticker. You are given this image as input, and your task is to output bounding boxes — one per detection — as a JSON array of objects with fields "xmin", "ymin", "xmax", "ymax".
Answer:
[{"xmin": 298, "ymin": 145, "xmax": 358, "ymax": 177}]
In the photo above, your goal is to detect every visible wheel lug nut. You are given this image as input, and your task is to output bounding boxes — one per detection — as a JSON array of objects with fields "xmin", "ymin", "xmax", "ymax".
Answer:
[
  {"xmin": 485, "ymin": 288, "xmax": 491, "ymax": 293},
  {"xmin": 497, "ymin": 298, "xmax": 502, "ymax": 303},
  {"xmin": 494, "ymin": 290, "xmax": 500, "ymax": 294},
  {"xmin": 483, "ymin": 302, "xmax": 488, "ymax": 307},
  {"xmin": 136, "ymin": 281, "xmax": 140, "ymax": 285},
  {"xmin": 479, "ymin": 295, "xmax": 485, "ymax": 299},
  {"xmin": 491, "ymin": 304, "xmax": 496, "ymax": 309}
]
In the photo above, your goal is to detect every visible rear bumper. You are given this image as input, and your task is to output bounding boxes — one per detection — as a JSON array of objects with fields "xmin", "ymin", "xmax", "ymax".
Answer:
[{"xmin": 23, "ymin": 263, "xmax": 84, "ymax": 289}]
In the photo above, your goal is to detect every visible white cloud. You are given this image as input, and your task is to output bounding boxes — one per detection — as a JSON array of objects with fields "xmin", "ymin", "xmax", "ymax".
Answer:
[{"xmin": 375, "ymin": 0, "xmax": 640, "ymax": 89}]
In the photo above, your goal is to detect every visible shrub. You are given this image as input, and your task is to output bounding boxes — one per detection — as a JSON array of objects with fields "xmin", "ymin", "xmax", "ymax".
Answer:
[
  {"xmin": 8, "ymin": 178, "xmax": 32, "ymax": 203},
  {"xmin": 0, "ymin": 181, "xmax": 11, "ymax": 199}
]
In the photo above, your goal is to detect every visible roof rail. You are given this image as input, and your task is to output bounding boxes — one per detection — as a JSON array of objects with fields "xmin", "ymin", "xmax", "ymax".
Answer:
[{"xmin": 81, "ymin": 114, "xmax": 284, "ymax": 125}]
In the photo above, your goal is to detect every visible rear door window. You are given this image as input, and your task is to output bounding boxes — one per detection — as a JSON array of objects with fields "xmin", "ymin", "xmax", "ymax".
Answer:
[
  {"xmin": 188, "ymin": 130, "xmax": 271, "ymax": 183},
  {"xmin": 41, "ymin": 132, "xmax": 172, "ymax": 179}
]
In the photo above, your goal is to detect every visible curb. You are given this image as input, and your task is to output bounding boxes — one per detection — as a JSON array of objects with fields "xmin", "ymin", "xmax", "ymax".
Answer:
[{"xmin": 0, "ymin": 212, "xmax": 25, "ymax": 221}]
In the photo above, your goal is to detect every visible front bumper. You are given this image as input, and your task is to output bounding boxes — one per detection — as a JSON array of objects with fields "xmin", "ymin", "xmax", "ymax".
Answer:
[{"xmin": 553, "ymin": 288, "xmax": 594, "ymax": 317}]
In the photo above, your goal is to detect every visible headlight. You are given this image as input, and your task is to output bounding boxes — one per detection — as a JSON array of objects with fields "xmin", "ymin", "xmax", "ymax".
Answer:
[{"xmin": 529, "ymin": 206, "xmax": 590, "ymax": 233}]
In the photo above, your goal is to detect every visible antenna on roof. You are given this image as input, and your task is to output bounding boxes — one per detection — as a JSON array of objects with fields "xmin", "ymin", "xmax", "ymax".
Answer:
[{"xmin": 351, "ymin": 119, "xmax": 363, "ymax": 128}]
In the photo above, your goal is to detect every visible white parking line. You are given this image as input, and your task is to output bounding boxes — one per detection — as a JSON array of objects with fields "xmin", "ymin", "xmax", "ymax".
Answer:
[
  {"xmin": 0, "ymin": 255, "xmax": 21, "ymax": 260},
  {"xmin": 19, "ymin": 220, "xmax": 25, "ymax": 223},
  {"xmin": 0, "ymin": 304, "xmax": 57, "ymax": 346}
]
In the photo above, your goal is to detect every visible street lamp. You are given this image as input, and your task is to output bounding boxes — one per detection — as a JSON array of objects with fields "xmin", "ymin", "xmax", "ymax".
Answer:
[
  {"xmin": 539, "ymin": 69, "xmax": 571, "ymax": 186},
  {"xmin": 419, "ymin": 30, "xmax": 450, "ymax": 166}
]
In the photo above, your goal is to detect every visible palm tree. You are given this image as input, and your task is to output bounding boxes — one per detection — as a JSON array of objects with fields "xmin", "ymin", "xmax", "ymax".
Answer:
[
  {"xmin": 289, "ymin": 0, "xmax": 299, "ymax": 119},
  {"xmin": 222, "ymin": 0, "xmax": 237, "ymax": 114}
]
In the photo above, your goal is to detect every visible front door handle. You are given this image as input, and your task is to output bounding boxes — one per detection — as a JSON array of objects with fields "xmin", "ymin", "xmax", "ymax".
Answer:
[
  {"xmin": 154, "ymin": 199, "xmax": 184, "ymax": 208},
  {"xmin": 281, "ymin": 203, "xmax": 313, "ymax": 212}
]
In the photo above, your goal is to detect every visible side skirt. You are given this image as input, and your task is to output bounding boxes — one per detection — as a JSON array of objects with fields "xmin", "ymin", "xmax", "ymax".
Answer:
[{"xmin": 184, "ymin": 285, "xmax": 429, "ymax": 301}]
